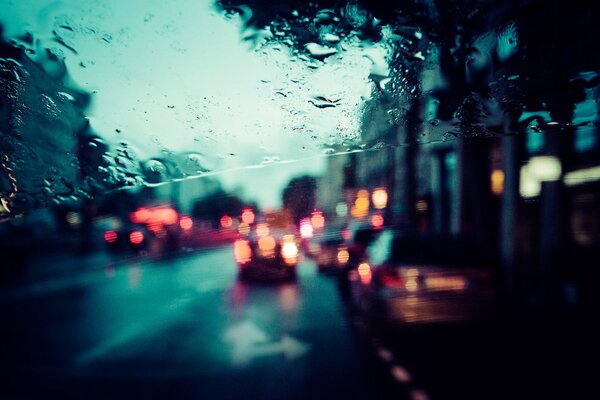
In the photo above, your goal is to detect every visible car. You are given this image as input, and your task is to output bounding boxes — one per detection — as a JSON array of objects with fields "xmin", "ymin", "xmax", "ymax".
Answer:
[
  {"xmin": 234, "ymin": 225, "xmax": 299, "ymax": 282},
  {"xmin": 103, "ymin": 223, "xmax": 150, "ymax": 254},
  {"xmin": 347, "ymin": 228, "xmax": 500, "ymax": 328}
]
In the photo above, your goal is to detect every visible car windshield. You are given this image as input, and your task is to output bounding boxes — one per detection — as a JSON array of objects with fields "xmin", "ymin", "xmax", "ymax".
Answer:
[{"xmin": 1, "ymin": 1, "xmax": 598, "ymax": 399}]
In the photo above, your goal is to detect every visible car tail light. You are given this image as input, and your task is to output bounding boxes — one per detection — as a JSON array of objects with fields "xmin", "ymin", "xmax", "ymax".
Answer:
[
  {"xmin": 129, "ymin": 231, "xmax": 144, "ymax": 245},
  {"xmin": 104, "ymin": 230, "xmax": 118, "ymax": 243},
  {"xmin": 258, "ymin": 236, "xmax": 276, "ymax": 258},
  {"xmin": 234, "ymin": 239, "xmax": 252, "ymax": 264},
  {"xmin": 380, "ymin": 266, "xmax": 421, "ymax": 292}
]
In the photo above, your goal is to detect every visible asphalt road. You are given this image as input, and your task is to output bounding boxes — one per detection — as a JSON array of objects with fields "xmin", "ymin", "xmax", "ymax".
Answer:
[
  {"xmin": 1, "ymin": 246, "xmax": 593, "ymax": 400},
  {"xmin": 0, "ymin": 247, "xmax": 404, "ymax": 400}
]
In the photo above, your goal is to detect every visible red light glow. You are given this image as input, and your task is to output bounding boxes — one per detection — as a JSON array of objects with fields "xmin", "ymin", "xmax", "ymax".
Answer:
[
  {"xmin": 371, "ymin": 214, "xmax": 384, "ymax": 228},
  {"xmin": 104, "ymin": 230, "xmax": 118, "ymax": 243},
  {"xmin": 179, "ymin": 216, "xmax": 193, "ymax": 230},
  {"xmin": 129, "ymin": 231, "xmax": 144, "ymax": 245},
  {"xmin": 220, "ymin": 215, "xmax": 233, "ymax": 228},
  {"xmin": 241, "ymin": 209, "xmax": 255, "ymax": 224}
]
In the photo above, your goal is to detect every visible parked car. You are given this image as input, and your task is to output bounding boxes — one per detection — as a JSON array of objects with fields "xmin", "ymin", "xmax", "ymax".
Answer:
[
  {"xmin": 347, "ymin": 229, "xmax": 500, "ymax": 327},
  {"xmin": 234, "ymin": 226, "xmax": 299, "ymax": 282}
]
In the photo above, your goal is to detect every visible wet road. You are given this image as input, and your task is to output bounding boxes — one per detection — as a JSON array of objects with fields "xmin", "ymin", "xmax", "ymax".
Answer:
[{"xmin": 0, "ymin": 247, "xmax": 401, "ymax": 399}]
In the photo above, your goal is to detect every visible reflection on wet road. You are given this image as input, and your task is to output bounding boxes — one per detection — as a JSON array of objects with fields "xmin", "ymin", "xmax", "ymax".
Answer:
[{"xmin": 0, "ymin": 248, "xmax": 397, "ymax": 399}]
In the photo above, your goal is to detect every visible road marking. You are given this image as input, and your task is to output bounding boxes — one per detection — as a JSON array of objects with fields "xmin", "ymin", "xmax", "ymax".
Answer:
[
  {"xmin": 75, "ymin": 294, "xmax": 194, "ymax": 365},
  {"xmin": 223, "ymin": 321, "xmax": 310, "ymax": 367}
]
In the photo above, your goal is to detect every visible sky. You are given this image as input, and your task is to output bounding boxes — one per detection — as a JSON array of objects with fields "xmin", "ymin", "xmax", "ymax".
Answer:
[{"xmin": 0, "ymin": 0, "xmax": 387, "ymax": 208}]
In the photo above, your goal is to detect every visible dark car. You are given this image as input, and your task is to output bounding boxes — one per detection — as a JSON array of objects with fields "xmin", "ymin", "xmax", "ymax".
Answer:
[
  {"xmin": 103, "ymin": 223, "xmax": 150, "ymax": 254},
  {"xmin": 347, "ymin": 229, "xmax": 500, "ymax": 328},
  {"xmin": 234, "ymin": 227, "xmax": 299, "ymax": 282}
]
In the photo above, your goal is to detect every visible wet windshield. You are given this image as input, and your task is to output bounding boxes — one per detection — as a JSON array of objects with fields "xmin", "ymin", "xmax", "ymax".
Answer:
[{"xmin": 1, "ymin": 1, "xmax": 599, "ymax": 399}]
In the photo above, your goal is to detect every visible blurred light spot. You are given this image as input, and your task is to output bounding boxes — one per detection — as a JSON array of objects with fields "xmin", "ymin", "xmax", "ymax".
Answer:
[
  {"xmin": 310, "ymin": 211, "xmax": 325, "ymax": 230},
  {"xmin": 352, "ymin": 191, "xmax": 369, "ymax": 218},
  {"xmin": 129, "ymin": 231, "xmax": 144, "ymax": 245},
  {"xmin": 391, "ymin": 365, "xmax": 412, "ymax": 383},
  {"xmin": 258, "ymin": 236, "xmax": 276, "ymax": 257},
  {"xmin": 221, "ymin": 215, "xmax": 233, "ymax": 228},
  {"xmin": 66, "ymin": 211, "xmax": 81, "ymax": 226},
  {"xmin": 241, "ymin": 209, "xmax": 255, "ymax": 224},
  {"xmin": 520, "ymin": 164, "xmax": 541, "ymax": 198},
  {"xmin": 337, "ymin": 249, "xmax": 350, "ymax": 265},
  {"xmin": 336, "ymin": 202, "xmax": 348, "ymax": 217},
  {"xmin": 528, "ymin": 156, "xmax": 562, "ymax": 182},
  {"xmin": 234, "ymin": 239, "xmax": 252, "ymax": 263},
  {"xmin": 256, "ymin": 223, "xmax": 270, "ymax": 237},
  {"xmin": 281, "ymin": 238, "xmax": 299, "ymax": 264},
  {"xmin": 564, "ymin": 166, "xmax": 600, "ymax": 186},
  {"xmin": 405, "ymin": 278, "xmax": 418, "ymax": 292},
  {"xmin": 179, "ymin": 216, "xmax": 193, "ymax": 230},
  {"xmin": 406, "ymin": 268, "xmax": 419, "ymax": 278},
  {"xmin": 411, "ymin": 389, "xmax": 430, "ymax": 400},
  {"xmin": 104, "ymin": 230, "xmax": 117, "ymax": 243},
  {"xmin": 377, "ymin": 348, "xmax": 394, "ymax": 362},
  {"xmin": 238, "ymin": 222, "xmax": 250, "ymax": 235},
  {"xmin": 415, "ymin": 200, "xmax": 428, "ymax": 212},
  {"xmin": 341, "ymin": 228, "xmax": 351, "ymax": 241},
  {"xmin": 491, "ymin": 169, "xmax": 504, "ymax": 195},
  {"xmin": 372, "ymin": 188, "xmax": 388, "ymax": 209},
  {"xmin": 358, "ymin": 262, "xmax": 372, "ymax": 284},
  {"xmin": 300, "ymin": 218, "xmax": 313, "ymax": 238},
  {"xmin": 371, "ymin": 213, "xmax": 384, "ymax": 228}
]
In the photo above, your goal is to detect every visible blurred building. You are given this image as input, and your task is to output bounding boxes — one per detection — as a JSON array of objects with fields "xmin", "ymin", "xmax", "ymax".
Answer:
[{"xmin": 317, "ymin": 41, "xmax": 600, "ymax": 316}]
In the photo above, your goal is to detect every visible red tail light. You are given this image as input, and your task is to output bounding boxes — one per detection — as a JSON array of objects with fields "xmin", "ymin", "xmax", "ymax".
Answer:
[
  {"xmin": 104, "ymin": 230, "xmax": 118, "ymax": 243},
  {"xmin": 129, "ymin": 231, "xmax": 144, "ymax": 245}
]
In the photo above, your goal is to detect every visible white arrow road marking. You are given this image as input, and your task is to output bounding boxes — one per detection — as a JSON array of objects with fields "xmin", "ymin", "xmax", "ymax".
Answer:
[{"xmin": 223, "ymin": 321, "xmax": 310, "ymax": 367}]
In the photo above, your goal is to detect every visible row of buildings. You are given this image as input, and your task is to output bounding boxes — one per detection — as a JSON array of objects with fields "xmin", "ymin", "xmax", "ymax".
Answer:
[{"xmin": 316, "ymin": 47, "xmax": 599, "ymax": 316}]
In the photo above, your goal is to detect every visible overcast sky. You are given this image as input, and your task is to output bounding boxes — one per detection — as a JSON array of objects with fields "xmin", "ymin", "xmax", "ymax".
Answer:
[{"xmin": 1, "ymin": 0, "xmax": 386, "ymax": 208}]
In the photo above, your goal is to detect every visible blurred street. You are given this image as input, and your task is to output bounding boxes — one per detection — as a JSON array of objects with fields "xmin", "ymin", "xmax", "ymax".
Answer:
[
  {"xmin": 0, "ymin": 247, "xmax": 400, "ymax": 399},
  {"xmin": 1, "ymin": 245, "xmax": 594, "ymax": 400}
]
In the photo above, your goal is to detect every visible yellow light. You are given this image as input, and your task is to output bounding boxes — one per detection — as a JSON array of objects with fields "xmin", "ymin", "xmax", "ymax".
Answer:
[
  {"xmin": 491, "ymin": 169, "xmax": 505, "ymax": 195},
  {"xmin": 405, "ymin": 278, "xmax": 418, "ymax": 292},
  {"xmin": 406, "ymin": 268, "xmax": 419, "ymax": 278},
  {"xmin": 238, "ymin": 222, "xmax": 250, "ymax": 235},
  {"xmin": 256, "ymin": 223, "xmax": 270, "ymax": 237},
  {"xmin": 372, "ymin": 188, "xmax": 388, "ymax": 209},
  {"xmin": 234, "ymin": 239, "xmax": 252, "ymax": 263},
  {"xmin": 281, "ymin": 241, "xmax": 298, "ymax": 264},
  {"xmin": 337, "ymin": 249, "xmax": 350, "ymax": 265},
  {"xmin": 415, "ymin": 200, "xmax": 428, "ymax": 212},
  {"xmin": 358, "ymin": 262, "xmax": 372, "ymax": 284}
]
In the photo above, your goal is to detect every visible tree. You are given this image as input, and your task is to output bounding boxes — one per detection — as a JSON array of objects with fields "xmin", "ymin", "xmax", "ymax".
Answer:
[{"xmin": 282, "ymin": 175, "xmax": 317, "ymax": 224}]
